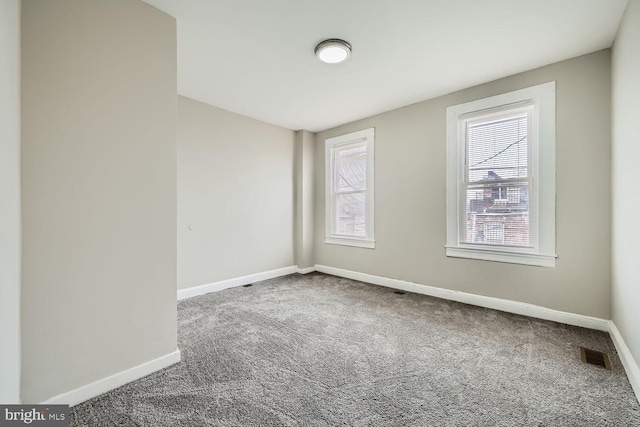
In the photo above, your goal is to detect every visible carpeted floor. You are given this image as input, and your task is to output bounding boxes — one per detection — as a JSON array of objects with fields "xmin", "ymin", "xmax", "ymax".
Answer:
[{"xmin": 70, "ymin": 273, "xmax": 640, "ymax": 426}]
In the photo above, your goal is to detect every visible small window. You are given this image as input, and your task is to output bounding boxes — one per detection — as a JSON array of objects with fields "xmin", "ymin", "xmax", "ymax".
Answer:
[
  {"xmin": 446, "ymin": 82, "xmax": 556, "ymax": 267},
  {"xmin": 325, "ymin": 128, "xmax": 375, "ymax": 248}
]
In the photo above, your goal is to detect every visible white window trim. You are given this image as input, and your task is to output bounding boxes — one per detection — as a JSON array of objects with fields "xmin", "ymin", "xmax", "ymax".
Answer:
[
  {"xmin": 325, "ymin": 128, "xmax": 375, "ymax": 249},
  {"xmin": 445, "ymin": 82, "xmax": 556, "ymax": 267}
]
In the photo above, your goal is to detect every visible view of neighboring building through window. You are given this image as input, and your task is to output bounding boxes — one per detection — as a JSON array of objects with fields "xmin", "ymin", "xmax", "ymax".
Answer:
[
  {"xmin": 333, "ymin": 141, "xmax": 367, "ymax": 236},
  {"xmin": 325, "ymin": 128, "xmax": 375, "ymax": 248},
  {"xmin": 464, "ymin": 109, "xmax": 531, "ymax": 247},
  {"xmin": 446, "ymin": 82, "xmax": 556, "ymax": 267}
]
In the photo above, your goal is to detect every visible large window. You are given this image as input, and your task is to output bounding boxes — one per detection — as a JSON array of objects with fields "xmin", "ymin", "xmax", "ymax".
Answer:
[
  {"xmin": 446, "ymin": 82, "xmax": 556, "ymax": 267},
  {"xmin": 325, "ymin": 128, "xmax": 375, "ymax": 248}
]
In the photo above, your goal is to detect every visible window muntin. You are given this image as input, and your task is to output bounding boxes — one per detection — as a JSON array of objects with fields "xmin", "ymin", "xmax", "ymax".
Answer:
[
  {"xmin": 446, "ymin": 82, "xmax": 556, "ymax": 267},
  {"xmin": 325, "ymin": 128, "xmax": 375, "ymax": 248}
]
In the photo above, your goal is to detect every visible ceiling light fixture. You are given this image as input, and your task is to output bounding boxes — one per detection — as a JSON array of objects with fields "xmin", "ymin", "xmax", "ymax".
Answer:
[{"xmin": 315, "ymin": 39, "xmax": 352, "ymax": 64}]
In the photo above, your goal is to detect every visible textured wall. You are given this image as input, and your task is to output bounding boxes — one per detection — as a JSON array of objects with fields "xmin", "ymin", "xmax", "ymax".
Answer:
[
  {"xmin": 0, "ymin": 0, "xmax": 21, "ymax": 404},
  {"xmin": 178, "ymin": 96, "xmax": 295, "ymax": 289},
  {"xmin": 612, "ymin": 0, "xmax": 640, "ymax": 377},
  {"xmin": 21, "ymin": 0, "xmax": 177, "ymax": 403},
  {"xmin": 314, "ymin": 50, "xmax": 612, "ymax": 319}
]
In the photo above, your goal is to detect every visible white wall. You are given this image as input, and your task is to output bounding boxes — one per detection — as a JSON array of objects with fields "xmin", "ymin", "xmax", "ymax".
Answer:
[
  {"xmin": 21, "ymin": 0, "xmax": 177, "ymax": 403},
  {"xmin": 612, "ymin": 0, "xmax": 640, "ymax": 378},
  {"xmin": 178, "ymin": 96, "xmax": 295, "ymax": 289},
  {"xmin": 315, "ymin": 50, "xmax": 612, "ymax": 319},
  {"xmin": 0, "ymin": 0, "xmax": 21, "ymax": 404}
]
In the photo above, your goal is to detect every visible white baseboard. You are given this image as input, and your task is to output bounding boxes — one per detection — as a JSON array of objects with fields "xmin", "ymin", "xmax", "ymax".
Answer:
[
  {"xmin": 177, "ymin": 266, "xmax": 299, "ymax": 300},
  {"xmin": 608, "ymin": 321, "xmax": 640, "ymax": 404},
  {"xmin": 39, "ymin": 267, "xmax": 638, "ymax": 407},
  {"xmin": 314, "ymin": 264, "xmax": 610, "ymax": 332},
  {"xmin": 315, "ymin": 265, "xmax": 638, "ymax": 401},
  {"xmin": 296, "ymin": 266, "xmax": 316, "ymax": 274},
  {"xmin": 311, "ymin": 265, "xmax": 640, "ymax": 404},
  {"xmin": 174, "ymin": 264, "xmax": 638, "ymax": 403},
  {"xmin": 42, "ymin": 349, "xmax": 181, "ymax": 407}
]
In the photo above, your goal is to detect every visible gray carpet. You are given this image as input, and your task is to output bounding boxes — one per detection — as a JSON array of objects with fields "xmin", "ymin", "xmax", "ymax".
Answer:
[{"xmin": 71, "ymin": 273, "xmax": 640, "ymax": 426}]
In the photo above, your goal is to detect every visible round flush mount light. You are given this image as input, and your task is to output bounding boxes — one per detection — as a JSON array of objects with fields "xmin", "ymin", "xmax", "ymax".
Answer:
[{"xmin": 315, "ymin": 39, "xmax": 352, "ymax": 64}]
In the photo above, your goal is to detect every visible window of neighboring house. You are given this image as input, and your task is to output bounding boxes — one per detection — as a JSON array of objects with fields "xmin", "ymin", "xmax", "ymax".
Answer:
[
  {"xmin": 445, "ymin": 82, "xmax": 556, "ymax": 267},
  {"xmin": 325, "ymin": 128, "xmax": 375, "ymax": 248}
]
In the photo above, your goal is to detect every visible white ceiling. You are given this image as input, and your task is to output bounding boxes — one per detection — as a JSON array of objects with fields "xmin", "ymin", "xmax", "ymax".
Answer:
[{"xmin": 143, "ymin": 0, "xmax": 628, "ymax": 132}]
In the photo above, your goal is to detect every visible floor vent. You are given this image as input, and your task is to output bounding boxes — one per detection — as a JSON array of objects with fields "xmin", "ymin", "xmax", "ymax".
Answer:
[
  {"xmin": 393, "ymin": 290, "xmax": 406, "ymax": 295},
  {"xmin": 580, "ymin": 347, "xmax": 611, "ymax": 370},
  {"xmin": 243, "ymin": 284, "xmax": 253, "ymax": 288}
]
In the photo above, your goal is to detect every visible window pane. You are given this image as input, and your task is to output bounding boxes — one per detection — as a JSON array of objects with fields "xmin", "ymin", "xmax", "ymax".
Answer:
[
  {"xmin": 325, "ymin": 127, "xmax": 375, "ymax": 247},
  {"xmin": 334, "ymin": 142, "xmax": 366, "ymax": 192},
  {"xmin": 335, "ymin": 192, "xmax": 366, "ymax": 237},
  {"xmin": 467, "ymin": 113, "xmax": 528, "ymax": 182},
  {"xmin": 446, "ymin": 82, "xmax": 555, "ymax": 265},
  {"xmin": 462, "ymin": 182, "xmax": 530, "ymax": 247}
]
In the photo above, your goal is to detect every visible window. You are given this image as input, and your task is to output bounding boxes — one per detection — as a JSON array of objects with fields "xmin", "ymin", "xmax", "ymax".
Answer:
[
  {"xmin": 325, "ymin": 128, "xmax": 375, "ymax": 248},
  {"xmin": 446, "ymin": 82, "xmax": 556, "ymax": 267}
]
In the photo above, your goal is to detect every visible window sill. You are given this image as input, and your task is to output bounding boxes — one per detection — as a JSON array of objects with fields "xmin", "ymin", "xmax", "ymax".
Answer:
[
  {"xmin": 325, "ymin": 236, "xmax": 375, "ymax": 249},
  {"xmin": 445, "ymin": 246, "xmax": 556, "ymax": 267}
]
